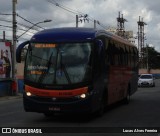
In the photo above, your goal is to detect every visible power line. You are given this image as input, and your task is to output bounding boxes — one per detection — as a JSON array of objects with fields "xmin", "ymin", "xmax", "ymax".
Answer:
[
  {"xmin": 0, "ymin": 13, "xmax": 12, "ymax": 16},
  {"xmin": 0, "ymin": 19, "xmax": 12, "ymax": 23},
  {"xmin": 47, "ymin": 0, "xmax": 85, "ymax": 15},
  {"xmin": 0, "ymin": 32, "xmax": 31, "ymax": 42},
  {"xmin": 0, "ymin": 17, "xmax": 41, "ymax": 31},
  {"xmin": 0, "ymin": 24, "xmax": 35, "ymax": 41},
  {"xmin": 0, "ymin": 14, "xmax": 47, "ymax": 40},
  {"xmin": 17, "ymin": 24, "xmax": 39, "ymax": 31},
  {"xmin": 0, "ymin": 24, "xmax": 12, "ymax": 29},
  {"xmin": 0, "ymin": 22, "xmax": 38, "ymax": 34},
  {"xmin": 17, "ymin": 27, "xmax": 36, "ymax": 34},
  {"xmin": 47, "ymin": 0, "xmax": 109, "ymax": 30},
  {"xmin": 0, "ymin": 12, "xmax": 37, "ymax": 37},
  {"xmin": 17, "ymin": 14, "xmax": 45, "ymax": 30},
  {"xmin": 0, "ymin": 27, "xmax": 34, "ymax": 36}
]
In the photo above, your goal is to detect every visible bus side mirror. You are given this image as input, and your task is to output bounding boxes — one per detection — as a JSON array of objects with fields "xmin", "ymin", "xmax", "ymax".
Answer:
[{"xmin": 16, "ymin": 41, "xmax": 30, "ymax": 63}]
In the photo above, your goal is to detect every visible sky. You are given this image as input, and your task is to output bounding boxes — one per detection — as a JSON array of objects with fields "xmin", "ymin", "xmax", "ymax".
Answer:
[{"xmin": 0, "ymin": 0, "xmax": 160, "ymax": 51}]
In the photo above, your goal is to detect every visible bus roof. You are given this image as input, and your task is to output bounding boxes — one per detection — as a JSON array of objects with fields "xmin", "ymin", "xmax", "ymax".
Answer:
[
  {"xmin": 30, "ymin": 27, "xmax": 111, "ymax": 43},
  {"xmin": 30, "ymin": 27, "xmax": 135, "ymax": 47}
]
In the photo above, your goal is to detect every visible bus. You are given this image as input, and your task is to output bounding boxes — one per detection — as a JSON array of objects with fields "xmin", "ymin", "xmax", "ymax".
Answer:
[{"xmin": 16, "ymin": 27, "xmax": 138, "ymax": 116}]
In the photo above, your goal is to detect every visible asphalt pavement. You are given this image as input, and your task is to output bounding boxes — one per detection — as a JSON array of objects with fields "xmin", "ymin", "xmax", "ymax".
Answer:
[{"xmin": 0, "ymin": 93, "xmax": 22, "ymax": 101}]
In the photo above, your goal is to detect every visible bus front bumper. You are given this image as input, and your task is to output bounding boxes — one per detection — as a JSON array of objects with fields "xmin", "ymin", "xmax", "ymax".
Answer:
[{"xmin": 23, "ymin": 93, "xmax": 98, "ymax": 114}]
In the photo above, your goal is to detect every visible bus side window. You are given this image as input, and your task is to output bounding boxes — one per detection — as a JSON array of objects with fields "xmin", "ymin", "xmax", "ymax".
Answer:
[
  {"xmin": 124, "ymin": 45, "xmax": 128, "ymax": 65},
  {"xmin": 105, "ymin": 38, "xmax": 109, "ymax": 66},
  {"xmin": 108, "ymin": 40, "xmax": 114, "ymax": 65},
  {"xmin": 94, "ymin": 38, "xmax": 105, "ymax": 76},
  {"xmin": 114, "ymin": 43, "xmax": 120, "ymax": 66}
]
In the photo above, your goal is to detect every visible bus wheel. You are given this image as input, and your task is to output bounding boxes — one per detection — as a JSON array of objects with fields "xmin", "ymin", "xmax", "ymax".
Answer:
[
  {"xmin": 124, "ymin": 87, "xmax": 130, "ymax": 104},
  {"xmin": 97, "ymin": 95, "xmax": 107, "ymax": 117}
]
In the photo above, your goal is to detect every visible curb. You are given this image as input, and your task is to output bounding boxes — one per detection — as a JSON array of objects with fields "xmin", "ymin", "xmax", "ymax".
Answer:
[{"xmin": 0, "ymin": 93, "xmax": 23, "ymax": 101}]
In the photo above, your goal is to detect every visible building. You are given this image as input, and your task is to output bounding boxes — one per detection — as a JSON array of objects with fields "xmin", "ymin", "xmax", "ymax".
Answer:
[{"xmin": 0, "ymin": 39, "xmax": 13, "ymax": 96}]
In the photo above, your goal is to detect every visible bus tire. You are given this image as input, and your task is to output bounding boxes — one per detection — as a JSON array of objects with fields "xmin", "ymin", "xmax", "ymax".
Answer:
[
  {"xmin": 97, "ymin": 91, "xmax": 107, "ymax": 117},
  {"xmin": 124, "ymin": 86, "xmax": 130, "ymax": 104}
]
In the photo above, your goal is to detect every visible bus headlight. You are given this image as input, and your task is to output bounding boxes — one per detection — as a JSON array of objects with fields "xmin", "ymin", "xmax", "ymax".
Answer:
[
  {"xmin": 80, "ymin": 93, "xmax": 86, "ymax": 99},
  {"xmin": 75, "ymin": 93, "xmax": 89, "ymax": 99},
  {"xmin": 26, "ymin": 92, "xmax": 32, "ymax": 96}
]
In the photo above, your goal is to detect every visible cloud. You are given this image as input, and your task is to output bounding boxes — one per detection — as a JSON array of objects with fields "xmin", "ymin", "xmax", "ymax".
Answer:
[{"xmin": 0, "ymin": 0, "xmax": 160, "ymax": 52}]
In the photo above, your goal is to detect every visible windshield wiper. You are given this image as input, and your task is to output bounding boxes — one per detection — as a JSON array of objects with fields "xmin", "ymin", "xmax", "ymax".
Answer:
[
  {"xmin": 38, "ymin": 52, "xmax": 53, "ymax": 84},
  {"xmin": 37, "ymin": 48, "xmax": 72, "ymax": 85},
  {"xmin": 47, "ymin": 52, "xmax": 53, "ymax": 72},
  {"xmin": 53, "ymin": 49, "xmax": 71, "ymax": 84},
  {"xmin": 60, "ymin": 52, "xmax": 71, "ymax": 84}
]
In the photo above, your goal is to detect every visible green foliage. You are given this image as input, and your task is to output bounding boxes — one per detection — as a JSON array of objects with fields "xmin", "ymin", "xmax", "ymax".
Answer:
[{"xmin": 144, "ymin": 46, "xmax": 160, "ymax": 69}]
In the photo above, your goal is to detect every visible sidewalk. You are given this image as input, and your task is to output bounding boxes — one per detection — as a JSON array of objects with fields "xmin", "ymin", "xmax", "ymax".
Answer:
[{"xmin": 0, "ymin": 93, "xmax": 23, "ymax": 101}]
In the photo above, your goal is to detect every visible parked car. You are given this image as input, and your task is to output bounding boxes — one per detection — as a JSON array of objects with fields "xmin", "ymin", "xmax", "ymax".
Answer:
[{"xmin": 138, "ymin": 74, "xmax": 155, "ymax": 87}]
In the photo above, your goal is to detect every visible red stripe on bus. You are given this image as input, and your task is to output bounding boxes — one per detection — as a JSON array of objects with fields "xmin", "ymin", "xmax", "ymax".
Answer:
[{"xmin": 25, "ymin": 85, "xmax": 88, "ymax": 97}]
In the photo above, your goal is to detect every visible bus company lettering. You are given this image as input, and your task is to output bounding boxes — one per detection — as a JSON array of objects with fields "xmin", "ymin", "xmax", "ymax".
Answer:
[
  {"xmin": 35, "ymin": 43, "xmax": 56, "ymax": 48},
  {"xmin": 27, "ymin": 65, "xmax": 47, "ymax": 70},
  {"xmin": 31, "ymin": 71, "xmax": 43, "ymax": 75}
]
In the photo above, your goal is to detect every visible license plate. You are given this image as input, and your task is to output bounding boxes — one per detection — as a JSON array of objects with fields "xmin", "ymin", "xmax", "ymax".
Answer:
[
  {"xmin": 142, "ymin": 82, "xmax": 148, "ymax": 84},
  {"xmin": 49, "ymin": 107, "xmax": 60, "ymax": 111}
]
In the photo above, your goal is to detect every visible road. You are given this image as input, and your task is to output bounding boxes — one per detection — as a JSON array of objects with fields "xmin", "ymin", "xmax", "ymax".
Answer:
[{"xmin": 0, "ymin": 80, "xmax": 160, "ymax": 135}]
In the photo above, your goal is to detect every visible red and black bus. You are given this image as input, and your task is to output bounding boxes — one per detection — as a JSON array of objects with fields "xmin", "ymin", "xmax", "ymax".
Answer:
[{"xmin": 16, "ymin": 27, "xmax": 138, "ymax": 116}]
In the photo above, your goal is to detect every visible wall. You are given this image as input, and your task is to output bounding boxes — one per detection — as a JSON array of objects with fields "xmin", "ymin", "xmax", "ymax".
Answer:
[
  {"xmin": 16, "ymin": 63, "xmax": 24, "ymax": 93},
  {"xmin": 139, "ymin": 69, "xmax": 160, "ymax": 74}
]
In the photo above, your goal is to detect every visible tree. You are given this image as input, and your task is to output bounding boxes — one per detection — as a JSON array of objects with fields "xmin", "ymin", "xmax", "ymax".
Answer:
[{"xmin": 143, "ymin": 46, "xmax": 160, "ymax": 69}]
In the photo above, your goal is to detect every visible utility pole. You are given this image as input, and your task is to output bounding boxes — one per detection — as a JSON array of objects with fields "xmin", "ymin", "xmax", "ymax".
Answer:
[
  {"xmin": 94, "ymin": 20, "xmax": 96, "ymax": 29},
  {"xmin": 94, "ymin": 20, "xmax": 100, "ymax": 29},
  {"xmin": 137, "ymin": 16, "xmax": 147, "ymax": 68},
  {"xmin": 12, "ymin": 0, "xmax": 17, "ymax": 80},
  {"xmin": 3, "ymin": 31, "xmax": 5, "ymax": 40},
  {"xmin": 116, "ymin": 11, "xmax": 127, "ymax": 38},
  {"xmin": 76, "ymin": 15, "xmax": 78, "ymax": 28},
  {"xmin": 76, "ymin": 14, "xmax": 89, "ymax": 28}
]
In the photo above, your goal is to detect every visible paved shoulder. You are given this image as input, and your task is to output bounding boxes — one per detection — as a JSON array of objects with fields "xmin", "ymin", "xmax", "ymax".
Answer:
[{"xmin": 0, "ymin": 93, "xmax": 22, "ymax": 101}]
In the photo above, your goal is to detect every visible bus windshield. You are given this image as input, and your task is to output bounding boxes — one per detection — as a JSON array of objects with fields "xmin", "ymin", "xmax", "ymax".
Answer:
[{"xmin": 25, "ymin": 42, "xmax": 92, "ymax": 85}]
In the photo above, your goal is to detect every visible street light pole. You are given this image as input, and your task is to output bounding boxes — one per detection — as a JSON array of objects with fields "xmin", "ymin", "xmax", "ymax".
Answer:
[{"xmin": 17, "ymin": 19, "xmax": 52, "ymax": 39}]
